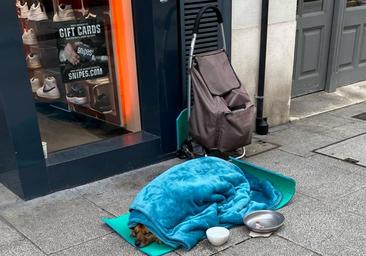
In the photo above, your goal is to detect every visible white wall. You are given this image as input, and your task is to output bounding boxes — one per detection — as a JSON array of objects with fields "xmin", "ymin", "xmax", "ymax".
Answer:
[{"xmin": 231, "ymin": 0, "xmax": 297, "ymax": 126}]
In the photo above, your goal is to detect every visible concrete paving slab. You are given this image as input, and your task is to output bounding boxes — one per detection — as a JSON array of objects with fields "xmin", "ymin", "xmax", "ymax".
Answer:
[
  {"xmin": 0, "ymin": 191, "xmax": 112, "ymax": 254},
  {"xmin": 74, "ymin": 158, "xmax": 183, "ymax": 216},
  {"xmin": 268, "ymin": 123, "xmax": 293, "ymax": 133},
  {"xmin": 0, "ymin": 240, "xmax": 45, "ymax": 256},
  {"xmin": 0, "ymin": 184, "xmax": 22, "ymax": 210},
  {"xmin": 333, "ymin": 188, "xmax": 366, "ymax": 218},
  {"xmin": 243, "ymin": 138, "xmax": 278, "ymax": 158},
  {"xmin": 176, "ymin": 226, "xmax": 250, "ymax": 256},
  {"xmin": 217, "ymin": 236, "xmax": 317, "ymax": 256},
  {"xmin": 309, "ymin": 154, "xmax": 366, "ymax": 177},
  {"xmin": 277, "ymin": 196, "xmax": 366, "ymax": 256},
  {"xmin": 247, "ymin": 149, "xmax": 366, "ymax": 201},
  {"xmin": 256, "ymin": 127, "xmax": 338, "ymax": 157},
  {"xmin": 0, "ymin": 218, "xmax": 23, "ymax": 248},
  {"xmin": 253, "ymin": 124, "xmax": 293, "ymax": 142},
  {"xmin": 328, "ymin": 102, "xmax": 366, "ymax": 119},
  {"xmin": 317, "ymin": 122, "xmax": 366, "ymax": 140},
  {"xmin": 76, "ymin": 158, "xmax": 183, "ymax": 195},
  {"xmin": 291, "ymin": 113, "xmax": 352, "ymax": 133},
  {"xmin": 338, "ymin": 247, "xmax": 366, "ymax": 256},
  {"xmin": 316, "ymin": 134, "xmax": 366, "ymax": 167},
  {"xmin": 75, "ymin": 183, "xmax": 137, "ymax": 217},
  {"xmin": 51, "ymin": 233, "xmax": 144, "ymax": 256},
  {"xmin": 290, "ymin": 82, "xmax": 366, "ymax": 121}
]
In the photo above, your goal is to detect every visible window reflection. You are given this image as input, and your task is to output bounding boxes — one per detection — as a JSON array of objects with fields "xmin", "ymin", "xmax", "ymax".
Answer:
[
  {"xmin": 297, "ymin": 0, "xmax": 324, "ymax": 15},
  {"xmin": 347, "ymin": 0, "xmax": 366, "ymax": 8}
]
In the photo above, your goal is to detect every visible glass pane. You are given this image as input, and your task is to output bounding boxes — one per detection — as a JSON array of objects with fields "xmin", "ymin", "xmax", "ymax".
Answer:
[
  {"xmin": 302, "ymin": 0, "xmax": 324, "ymax": 14},
  {"xmin": 14, "ymin": 0, "xmax": 137, "ymax": 154},
  {"xmin": 347, "ymin": 0, "xmax": 366, "ymax": 8}
]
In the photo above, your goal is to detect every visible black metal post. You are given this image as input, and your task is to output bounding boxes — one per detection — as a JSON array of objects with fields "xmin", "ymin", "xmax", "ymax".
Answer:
[{"xmin": 256, "ymin": 0, "xmax": 269, "ymax": 135}]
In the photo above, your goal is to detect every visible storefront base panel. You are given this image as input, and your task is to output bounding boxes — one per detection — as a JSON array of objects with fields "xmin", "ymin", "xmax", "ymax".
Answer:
[
  {"xmin": 0, "ymin": 132, "xmax": 173, "ymax": 200},
  {"xmin": 46, "ymin": 132, "xmax": 164, "ymax": 196}
]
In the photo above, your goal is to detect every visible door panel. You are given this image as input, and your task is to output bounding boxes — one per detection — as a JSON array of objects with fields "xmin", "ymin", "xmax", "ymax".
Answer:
[
  {"xmin": 339, "ymin": 26, "xmax": 358, "ymax": 69},
  {"xmin": 361, "ymin": 26, "xmax": 366, "ymax": 62},
  {"xmin": 292, "ymin": 0, "xmax": 334, "ymax": 97},
  {"xmin": 301, "ymin": 28, "xmax": 322, "ymax": 75},
  {"xmin": 303, "ymin": 0, "xmax": 323, "ymax": 13},
  {"xmin": 333, "ymin": 5, "xmax": 366, "ymax": 86}
]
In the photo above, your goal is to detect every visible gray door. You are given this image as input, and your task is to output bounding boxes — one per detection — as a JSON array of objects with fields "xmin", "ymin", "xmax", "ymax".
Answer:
[
  {"xmin": 292, "ymin": 0, "xmax": 334, "ymax": 97},
  {"xmin": 332, "ymin": 2, "xmax": 366, "ymax": 87}
]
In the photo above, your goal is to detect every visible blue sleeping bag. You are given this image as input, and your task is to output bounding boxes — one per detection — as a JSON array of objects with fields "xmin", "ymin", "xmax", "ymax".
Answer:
[{"xmin": 128, "ymin": 157, "xmax": 281, "ymax": 250}]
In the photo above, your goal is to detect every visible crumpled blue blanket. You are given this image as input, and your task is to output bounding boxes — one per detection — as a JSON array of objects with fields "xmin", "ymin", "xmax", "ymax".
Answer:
[{"xmin": 128, "ymin": 157, "xmax": 281, "ymax": 250}]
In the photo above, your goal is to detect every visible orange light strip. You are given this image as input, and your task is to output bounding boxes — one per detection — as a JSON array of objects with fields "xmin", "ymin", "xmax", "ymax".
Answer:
[{"xmin": 110, "ymin": 0, "xmax": 141, "ymax": 132}]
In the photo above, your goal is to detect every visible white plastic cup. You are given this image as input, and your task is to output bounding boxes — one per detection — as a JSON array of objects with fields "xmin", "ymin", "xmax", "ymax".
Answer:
[
  {"xmin": 206, "ymin": 227, "xmax": 230, "ymax": 246},
  {"xmin": 42, "ymin": 141, "xmax": 48, "ymax": 159}
]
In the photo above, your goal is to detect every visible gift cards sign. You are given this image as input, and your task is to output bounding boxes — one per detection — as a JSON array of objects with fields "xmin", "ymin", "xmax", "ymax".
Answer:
[{"xmin": 56, "ymin": 19, "xmax": 109, "ymax": 83}]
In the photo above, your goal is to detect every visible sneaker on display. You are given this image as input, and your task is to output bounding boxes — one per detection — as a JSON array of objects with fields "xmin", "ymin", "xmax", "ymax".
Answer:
[
  {"xmin": 22, "ymin": 29, "xmax": 37, "ymax": 45},
  {"xmin": 84, "ymin": 12, "xmax": 96, "ymax": 19},
  {"xmin": 86, "ymin": 77, "xmax": 110, "ymax": 85},
  {"xmin": 26, "ymin": 53, "xmax": 42, "ymax": 69},
  {"xmin": 66, "ymin": 84, "xmax": 88, "ymax": 105},
  {"xmin": 16, "ymin": 1, "xmax": 29, "ymax": 19},
  {"xmin": 53, "ymin": 4, "xmax": 75, "ymax": 22},
  {"xmin": 28, "ymin": 2, "xmax": 48, "ymax": 21},
  {"xmin": 93, "ymin": 94, "xmax": 112, "ymax": 114},
  {"xmin": 30, "ymin": 77, "xmax": 41, "ymax": 93},
  {"xmin": 36, "ymin": 76, "xmax": 60, "ymax": 100}
]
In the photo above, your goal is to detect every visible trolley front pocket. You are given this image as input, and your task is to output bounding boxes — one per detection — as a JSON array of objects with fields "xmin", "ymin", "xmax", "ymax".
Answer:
[{"xmin": 217, "ymin": 104, "xmax": 255, "ymax": 152}]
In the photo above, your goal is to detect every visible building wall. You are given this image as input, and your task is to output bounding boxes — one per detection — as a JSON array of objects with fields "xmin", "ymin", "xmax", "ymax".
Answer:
[{"xmin": 231, "ymin": 0, "xmax": 297, "ymax": 126}]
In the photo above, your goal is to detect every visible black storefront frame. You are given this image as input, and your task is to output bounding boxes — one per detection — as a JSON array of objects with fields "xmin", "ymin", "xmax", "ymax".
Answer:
[{"xmin": 0, "ymin": 0, "xmax": 231, "ymax": 200}]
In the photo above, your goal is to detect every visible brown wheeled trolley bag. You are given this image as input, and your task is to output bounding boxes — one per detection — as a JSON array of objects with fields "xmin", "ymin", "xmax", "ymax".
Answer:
[{"xmin": 187, "ymin": 5, "xmax": 255, "ymax": 154}]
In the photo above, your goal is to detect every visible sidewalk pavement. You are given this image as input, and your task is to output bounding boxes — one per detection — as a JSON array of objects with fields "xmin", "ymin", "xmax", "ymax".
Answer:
[{"xmin": 1, "ymin": 102, "xmax": 366, "ymax": 256}]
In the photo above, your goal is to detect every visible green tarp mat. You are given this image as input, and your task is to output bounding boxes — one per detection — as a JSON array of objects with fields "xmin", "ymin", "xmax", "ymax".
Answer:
[
  {"xmin": 102, "ymin": 158, "xmax": 296, "ymax": 256},
  {"xmin": 176, "ymin": 108, "xmax": 188, "ymax": 150},
  {"xmin": 230, "ymin": 158, "xmax": 296, "ymax": 209},
  {"xmin": 102, "ymin": 214, "xmax": 172, "ymax": 256}
]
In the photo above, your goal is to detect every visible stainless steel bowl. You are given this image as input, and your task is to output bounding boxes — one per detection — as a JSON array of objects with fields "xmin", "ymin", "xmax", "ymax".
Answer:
[{"xmin": 243, "ymin": 210, "xmax": 285, "ymax": 233}]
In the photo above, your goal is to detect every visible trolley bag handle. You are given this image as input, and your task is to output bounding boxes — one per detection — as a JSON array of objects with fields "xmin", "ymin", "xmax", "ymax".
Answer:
[
  {"xmin": 192, "ymin": 5, "xmax": 224, "ymax": 34},
  {"xmin": 187, "ymin": 5, "xmax": 226, "ymax": 119}
]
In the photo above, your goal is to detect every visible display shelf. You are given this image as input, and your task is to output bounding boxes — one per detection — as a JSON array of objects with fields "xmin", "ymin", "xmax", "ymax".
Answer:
[
  {"xmin": 30, "ymin": 45, "xmax": 59, "ymax": 69},
  {"xmin": 35, "ymin": 100, "xmax": 70, "ymax": 113},
  {"xmin": 16, "ymin": 0, "xmax": 123, "ymax": 127},
  {"xmin": 34, "ymin": 95, "xmax": 68, "ymax": 105},
  {"xmin": 70, "ymin": 103, "xmax": 119, "ymax": 125}
]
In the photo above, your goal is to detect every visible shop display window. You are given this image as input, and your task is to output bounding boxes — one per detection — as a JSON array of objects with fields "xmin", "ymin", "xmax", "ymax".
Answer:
[{"xmin": 15, "ymin": 0, "xmax": 139, "ymax": 154}]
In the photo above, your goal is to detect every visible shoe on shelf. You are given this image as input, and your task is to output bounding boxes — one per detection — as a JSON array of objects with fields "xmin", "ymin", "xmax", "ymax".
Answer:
[
  {"xmin": 86, "ymin": 77, "xmax": 110, "ymax": 85},
  {"xmin": 36, "ymin": 76, "xmax": 60, "ymax": 100},
  {"xmin": 93, "ymin": 93, "xmax": 112, "ymax": 114},
  {"xmin": 30, "ymin": 77, "xmax": 41, "ymax": 93},
  {"xmin": 66, "ymin": 84, "xmax": 88, "ymax": 105},
  {"xmin": 53, "ymin": 4, "xmax": 75, "ymax": 22},
  {"xmin": 22, "ymin": 29, "xmax": 37, "ymax": 45},
  {"xmin": 84, "ymin": 12, "xmax": 96, "ymax": 19},
  {"xmin": 26, "ymin": 53, "xmax": 42, "ymax": 69},
  {"xmin": 16, "ymin": 1, "xmax": 29, "ymax": 19},
  {"xmin": 28, "ymin": 2, "xmax": 48, "ymax": 21}
]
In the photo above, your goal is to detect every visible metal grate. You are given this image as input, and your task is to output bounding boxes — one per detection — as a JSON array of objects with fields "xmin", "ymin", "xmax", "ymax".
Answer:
[
  {"xmin": 183, "ymin": 0, "xmax": 219, "ymax": 64},
  {"xmin": 180, "ymin": 0, "xmax": 220, "ymax": 104},
  {"xmin": 352, "ymin": 113, "xmax": 366, "ymax": 121}
]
